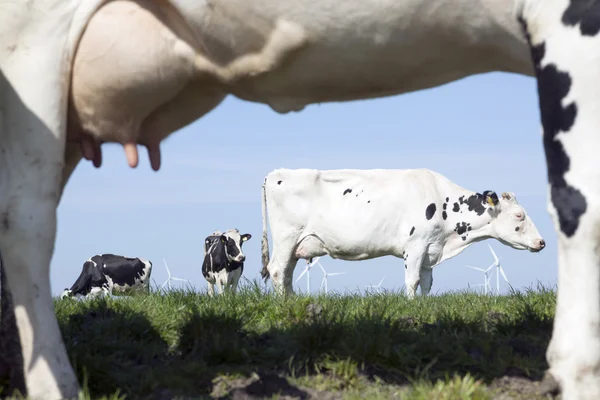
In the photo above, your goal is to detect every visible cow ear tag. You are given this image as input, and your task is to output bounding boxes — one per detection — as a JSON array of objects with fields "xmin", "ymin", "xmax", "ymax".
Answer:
[{"xmin": 486, "ymin": 197, "xmax": 495, "ymax": 206}]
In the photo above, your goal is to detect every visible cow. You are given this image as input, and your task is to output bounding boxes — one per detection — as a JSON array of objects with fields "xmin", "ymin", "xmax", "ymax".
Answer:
[
  {"xmin": 259, "ymin": 168, "xmax": 545, "ymax": 298},
  {"xmin": 60, "ymin": 254, "xmax": 153, "ymax": 299},
  {"xmin": 202, "ymin": 229, "xmax": 252, "ymax": 296},
  {"xmin": 0, "ymin": 0, "xmax": 597, "ymax": 398}
]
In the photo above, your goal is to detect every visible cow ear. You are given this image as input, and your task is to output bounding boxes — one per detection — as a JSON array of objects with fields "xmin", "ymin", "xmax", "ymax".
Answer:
[
  {"xmin": 242, "ymin": 233, "xmax": 252, "ymax": 242},
  {"xmin": 220, "ymin": 234, "xmax": 227, "ymax": 243},
  {"xmin": 501, "ymin": 192, "xmax": 516, "ymax": 202},
  {"xmin": 483, "ymin": 190, "xmax": 499, "ymax": 207}
]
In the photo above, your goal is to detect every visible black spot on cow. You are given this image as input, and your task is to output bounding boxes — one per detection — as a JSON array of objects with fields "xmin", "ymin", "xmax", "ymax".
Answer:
[
  {"xmin": 425, "ymin": 203, "xmax": 436, "ymax": 220},
  {"xmin": 562, "ymin": 0, "xmax": 600, "ymax": 36},
  {"xmin": 455, "ymin": 222, "xmax": 468, "ymax": 235},
  {"xmin": 465, "ymin": 194, "xmax": 487, "ymax": 216},
  {"xmin": 343, "ymin": 188, "xmax": 352, "ymax": 195},
  {"xmin": 452, "ymin": 203, "xmax": 460, "ymax": 212},
  {"xmin": 515, "ymin": 227, "xmax": 520, "ymax": 232},
  {"xmin": 467, "ymin": 226, "xmax": 472, "ymax": 231},
  {"xmin": 458, "ymin": 196, "xmax": 465, "ymax": 204},
  {"xmin": 442, "ymin": 211, "xmax": 447, "ymax": 220},
  {"xmin": 277, "ymin": 180, "xmax": 282, "ymax": 185},
  {"xmin": 520, "ymin": 18, "xmax": 587, "ymax": 237},
  {"xmin": 410, "ymin": 226, "xmax": 415, "ymax": 236},
  {"xmin": 443, "ymin": 203, "xmax": 447, "ymax": 210},
  {"xmin": 367, "ymin": 200, "xmax": 371, "ymax": 204},
  {"xmin": 462, "ymin": 236, "xmax": 467, "ymax": 241},
  {"xmin": 446, "ymin": 197, "xmax": 449, "ymax": 202}
]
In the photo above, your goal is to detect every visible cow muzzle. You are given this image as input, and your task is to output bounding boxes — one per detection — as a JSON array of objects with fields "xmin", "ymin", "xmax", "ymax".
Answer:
[
  {"xmin": 530, "ymin": 238, "xmax": 546, "ymax": 252},
  {"xmin": 235, "ymin": 254, "xmax": 246, "ymax": 262}
]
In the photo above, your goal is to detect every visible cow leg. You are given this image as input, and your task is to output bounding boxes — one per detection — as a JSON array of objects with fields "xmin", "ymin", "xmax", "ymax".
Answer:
[
  {"xmin": 267, "ymin": 243, "xmax": 299, "ymax": 296},
  {"xmin": 404, "ymin": 252, "xmax": 425, "ymax": 299},
  {"xmin": 207, "ymin": 282, "xmax": 215, "ymax": 297},
  {"xmin": 419, "ymin": 267, "xmax": 434, "ymax": 296},
  {"xmin": 0, "ymin": 102, "xmax": 78, "ymax": 399},
  {"xmin": 215, "ymin": 279, "xmax": 225, "ymax": 295},
  {"xmin": 522, "ymin": 12, "xmax": 600, "ymax": 398},
  {"xmin": 230, "ymin": 270, "xmax": 242, "ymax": 294}
]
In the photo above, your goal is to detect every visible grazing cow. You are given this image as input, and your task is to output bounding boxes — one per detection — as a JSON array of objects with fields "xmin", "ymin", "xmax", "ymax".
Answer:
[
  {"xmin": 202, "ymin": 229, "xmax": 252, "ymax": 295},
  {"xmin": 0, "ymin": 0, "xmax": 597, "ymax": 398},
  {"xmin": 260, "ymin": 168, "xmax": 545, "ymax": 298},
  {"xmin": 61, "ymin": 254, "xmax": 152, "ymax": 299}
]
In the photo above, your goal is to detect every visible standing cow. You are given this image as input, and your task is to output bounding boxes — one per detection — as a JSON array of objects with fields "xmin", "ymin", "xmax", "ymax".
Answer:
[
  {"xmin": 61, "ymin": 254, "xmax": 152, "ymax": 299},
  {"xmin": 202, "ymin": 229, "xmax": 251, "ymax": 295},
  {"xmin": 260, "ymin": 168, "xmax": 545, "ymax": 297}
]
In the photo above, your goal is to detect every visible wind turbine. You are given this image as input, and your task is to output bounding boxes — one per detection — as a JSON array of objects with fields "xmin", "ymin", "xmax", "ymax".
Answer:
[
  {"xmin": 488, "ymin": 244, "xmax": 510, "ymax": 294},
  {"xmin": 365, "ymin": 276, "xmax": 385, "ymax": 294},
  {"xmin": 161, "ymin": 258, "xmax": 192, "ymax": 290},
  {"xmin": 465, "ymin": 264, "xmax": 493, "ymax": 295},
  {"xmin": 316, "ymin": 259, "xmax": 346, "ymax": 294},
  {"xmin": 296, "ymin": 257, "xmax": 319, "ymax": 293}
]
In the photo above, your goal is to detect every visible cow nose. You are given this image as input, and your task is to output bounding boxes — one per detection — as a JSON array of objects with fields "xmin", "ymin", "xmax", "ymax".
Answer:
[
  {"xmin": 238, "ymin": 254, "xmax": 246, "ymax": 262},
  {"xmin": 533, "ymin": 239, "xmax": 545, "ymax": 251}
]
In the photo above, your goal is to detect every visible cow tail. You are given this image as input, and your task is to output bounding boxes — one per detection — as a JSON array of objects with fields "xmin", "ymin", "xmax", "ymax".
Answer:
[{"xmin": 260, "ymin": 178, "xmax": 271, "ymax": 282}]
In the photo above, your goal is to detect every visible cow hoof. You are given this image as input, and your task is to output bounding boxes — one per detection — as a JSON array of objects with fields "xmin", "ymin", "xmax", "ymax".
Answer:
[{"xmin": 539, "ymin": 371, "xmax": 560, "ymax": 398}]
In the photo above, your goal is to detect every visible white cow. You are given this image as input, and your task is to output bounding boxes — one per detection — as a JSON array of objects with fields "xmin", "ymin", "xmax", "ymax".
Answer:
[
  {"xmin": 259, "ymin": 168, "xmax": 545, "ymax": 297},
  {"xmin": 0, "ymin": 0, "xmax": 597, "ymax": 398}
]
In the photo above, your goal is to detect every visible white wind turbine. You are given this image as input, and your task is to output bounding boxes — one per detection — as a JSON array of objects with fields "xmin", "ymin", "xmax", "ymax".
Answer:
[
  {"xmin": 365, "ymin": 276, "xmax": 386, "ymax": 294},
  {"xmin": 296, "ymin": 257, "xmax": 319, "ymax": 293},
  {"xmin": 488, "ymin": 244, "xmax": 510, "ymax": 294},
  {"xmin": 161, "ymin": 258, "xmax": 192, "ymax": 290},
  {"xmin": 316, "ymin": 259, "xmax": 346, "ymax": 294},
  {"xmin": 465, "ymin": 264, "xmax": 494, "ymax": 295}
]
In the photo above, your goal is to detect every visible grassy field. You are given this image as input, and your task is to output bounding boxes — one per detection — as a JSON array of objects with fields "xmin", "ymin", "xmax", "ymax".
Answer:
[{"xmin": 2, "ymin": 283, "xmax": 557, "ymax": 399}]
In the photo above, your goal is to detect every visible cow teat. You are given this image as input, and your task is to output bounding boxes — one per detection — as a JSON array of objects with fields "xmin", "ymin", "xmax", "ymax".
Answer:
[{"xmin": 123, "ymin": 142, "xmax": 161, "ymax": 171}]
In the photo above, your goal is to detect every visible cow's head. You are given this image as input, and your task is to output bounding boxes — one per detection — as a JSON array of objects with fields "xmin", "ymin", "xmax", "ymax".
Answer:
[
  {"xmin": 489, "ymin": 192, "xmax": 545, "ymax": 252},
  {"xmin": 60, "ymin": 288, "xmax": 73, "ymax": 299},
  {"xmin": 221, "ymin": 230, "xmax": 252, "ymax": 263}
]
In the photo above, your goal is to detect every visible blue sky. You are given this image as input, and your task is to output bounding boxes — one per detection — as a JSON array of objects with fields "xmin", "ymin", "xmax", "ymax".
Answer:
[{"xmin": 53, "ymin": 71, "xmax": 556, "ymax": 297}]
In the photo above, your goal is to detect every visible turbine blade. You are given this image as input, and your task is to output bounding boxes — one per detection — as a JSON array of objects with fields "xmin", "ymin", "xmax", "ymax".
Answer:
[
  {"xmin": 317, "ymin": 262, "xmax": 326, "ymax": 274},
  {"xmin": 163, "ymin": 258, "xmax": 171, "ymax": 277},
  {"xmin": 328, "ymin": 272, "xmax": 346, "ymax": 276},
  {"xmin": 488, "ymin": 244, "xmax": 499, "ymax": 262},
  {"xmin": 499, "ymin": 267, "xmax": 509, "ymax": 283},
  {"xmin": 296, "ymin": 266, "xmax": 309, "ymax": 282},
  {"xmin": 466, "ymin": 266, "xmax": 486, "ymax": 272}
]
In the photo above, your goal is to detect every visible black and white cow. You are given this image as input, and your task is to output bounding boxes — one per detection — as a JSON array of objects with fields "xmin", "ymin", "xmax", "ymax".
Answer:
[
  {"xmin": 261, "ymin": 168, "xmax": 545, "ymax": 298},
  {"xmin": 202, "ymin": 229, "xmax": 251, "ymax": 295},
  {"xmin": 61, "ymin": 254, "xmax": 152, "ymax": 299}
]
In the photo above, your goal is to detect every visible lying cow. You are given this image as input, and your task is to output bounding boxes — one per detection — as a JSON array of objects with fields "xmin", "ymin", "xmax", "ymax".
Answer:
[
  {"xmin": 260, "ymin": 168, "xmax": 545, "ymax": 298},
  {"xmin": 202, "ymin": 229, "xmax": 251, "ymax": 295},
  {"xmin": 61, "ymin": 254, "xmax": 152, "ymax": 299}
]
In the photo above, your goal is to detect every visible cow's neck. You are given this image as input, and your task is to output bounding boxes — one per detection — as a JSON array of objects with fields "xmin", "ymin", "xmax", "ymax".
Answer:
[{"xmin": 438, "ymin": 190, "xmax": 495, "ymax": 265}]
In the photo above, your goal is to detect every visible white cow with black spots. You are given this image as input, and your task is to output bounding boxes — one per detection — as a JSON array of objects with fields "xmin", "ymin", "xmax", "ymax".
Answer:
[
  {"xmin": 0, "ymin": 0, "xmax": 598, "ymax": 398},
  {"xmin": 260, "ymin": 168, "xmax": 545, "ymax": 298}
]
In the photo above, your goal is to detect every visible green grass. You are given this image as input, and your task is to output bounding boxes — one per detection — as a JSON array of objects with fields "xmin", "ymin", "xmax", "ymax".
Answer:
[{"xmin": 2, "ymin": 283, "xmax": 557, "ymax": 399}]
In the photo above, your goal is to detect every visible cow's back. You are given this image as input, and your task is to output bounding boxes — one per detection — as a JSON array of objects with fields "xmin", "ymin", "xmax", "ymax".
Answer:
[{"xmin": 264, "ymin": 168, "xmax": 447, "ymax": 255}]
